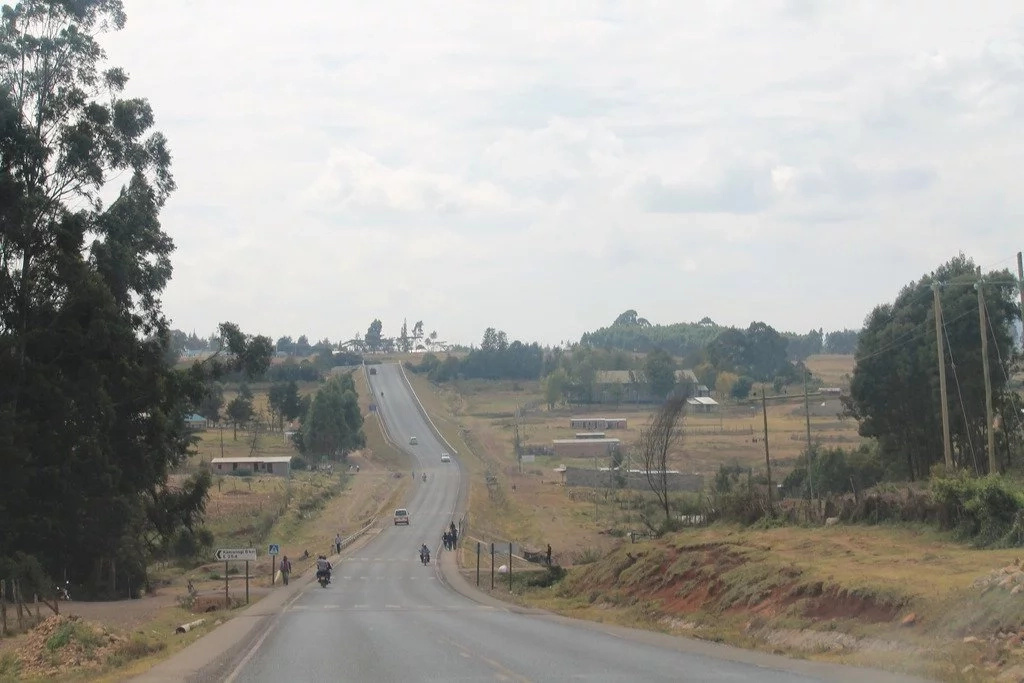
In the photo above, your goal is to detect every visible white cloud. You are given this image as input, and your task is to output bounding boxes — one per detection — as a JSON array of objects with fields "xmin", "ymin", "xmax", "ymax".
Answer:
[{"xmin": 101, "ymin": 1, "xmax": 1024, "ymax": 345}]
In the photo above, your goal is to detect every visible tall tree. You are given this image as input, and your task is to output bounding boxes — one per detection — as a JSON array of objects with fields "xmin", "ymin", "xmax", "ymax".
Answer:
[
  {"xmin": 198, "ymin": 382, "xmax": 225, "ymax": 423},
  {"xmin": 0, "ymin": 1, "xmax": 275, "ymax": 597},
  {"xmin": 296, "ymin": 373, "xmax": 365, "ymax": 459},
  {"xmin": 399, "ymin": 318, "xmax": 410, "ymax": 353},
  {"xmin": 847, "ymin": 255, "xmax": 1019, "ymax": 479},
  {"xmin": 226, "ymin": 391, "xmax": 253, "ymax": 441},
  {"xmin": 365, "ymin": 319, "xmax": 383, "ymax": 353},
  {"xmin": 644, "ymin": 348, "xmax": 678, "ymax": 401}
]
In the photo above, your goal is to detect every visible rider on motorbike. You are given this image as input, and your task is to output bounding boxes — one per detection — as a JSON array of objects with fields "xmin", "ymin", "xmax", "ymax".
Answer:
[
  {"xmin": 420, "ymin": 544, "xmax": 430, "ymax": 564},
  {"xmin": 315, "ymin": 555, "xmax": 332, "ymax": 583}
]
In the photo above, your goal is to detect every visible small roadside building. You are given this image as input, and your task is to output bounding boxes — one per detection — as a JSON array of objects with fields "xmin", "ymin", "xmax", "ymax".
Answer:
[
  {"xmin": 553, "ymin": 438, "xmax": 620, "ymax": 458},
  {"xmin": 570, "ymin": 418, "xmax": 627, "ymax": 430},
  {"xmin": 211, "ymin": 456, "xmax": 292, "ymax": 478},
  {"xmin": 687, "ymin": 396, "xmax": 720, "ymax": 413},
  {"xmin": 184, "ymin": 413, "xmax": 207, "ymax": 431}
]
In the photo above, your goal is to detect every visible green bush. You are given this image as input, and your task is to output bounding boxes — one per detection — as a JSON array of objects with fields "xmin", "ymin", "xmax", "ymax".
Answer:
[
  {"xmin": 290, "ymin": 455, "xmax": 309, "ymax": 471},
  {"xmin": 932, "ymin": 474, "xmax": 1024, "ymax": 547}
]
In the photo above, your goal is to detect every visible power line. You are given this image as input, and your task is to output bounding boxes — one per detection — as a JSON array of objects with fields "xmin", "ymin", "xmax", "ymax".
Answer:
[
  {"xmin": 982, "ymin": 296, "xmax": 1024, "ymax": 443},
  {"xmin": 943, "ymin": 320, "xmax": 980, "ymax": 475}
]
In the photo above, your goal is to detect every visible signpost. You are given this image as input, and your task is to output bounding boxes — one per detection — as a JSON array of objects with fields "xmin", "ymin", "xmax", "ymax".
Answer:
[
  {"xmin": 268, "ymin": 544, "xmax": 280, "ymax": 586},
  {"xmin": 216, "ymin": 548, "xmax": 257, "ymax": 604}
]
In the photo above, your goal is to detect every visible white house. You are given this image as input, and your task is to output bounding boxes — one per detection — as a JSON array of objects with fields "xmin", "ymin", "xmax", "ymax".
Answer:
[{"xmin": 211, "ymin": 456, "xmax": 292, "ymax": 478}]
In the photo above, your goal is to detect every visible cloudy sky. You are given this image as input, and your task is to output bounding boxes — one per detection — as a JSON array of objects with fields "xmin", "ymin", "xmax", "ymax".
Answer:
[{"xmin": 103, "ymin": 1, "xmax": 1024, "ymax": 347}]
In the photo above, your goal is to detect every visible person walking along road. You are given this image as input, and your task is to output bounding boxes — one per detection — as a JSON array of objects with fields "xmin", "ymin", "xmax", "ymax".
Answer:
[
  {"xmin": 335, "ymin": 533, "xmax": 342, "ymax": 554},
  {"xmin": 280, "ymin": 556, "xmax": 292, "ymax": 585}
]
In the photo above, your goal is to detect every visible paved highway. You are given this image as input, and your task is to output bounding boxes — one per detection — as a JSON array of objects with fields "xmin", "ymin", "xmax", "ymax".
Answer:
[{"xmin": 225, "ymin": 363, "xmax": 922, "ymax": 682}]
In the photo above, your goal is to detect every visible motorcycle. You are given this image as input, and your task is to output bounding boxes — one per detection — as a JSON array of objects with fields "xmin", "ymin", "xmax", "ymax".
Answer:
[
  {"xmin": 420, "ymin": 549, "xmax": 430, "ymax": 565},
  {"xmin": 56, "ymin": 582, "xmax": 71, "ymax": 601},
  {"xmin": 317, "ymin": 571, "xmax": 330, "ymax": 588},
  {"xmin": 421, "ymin": 473, "xmax": 427, "ymax": 482}
]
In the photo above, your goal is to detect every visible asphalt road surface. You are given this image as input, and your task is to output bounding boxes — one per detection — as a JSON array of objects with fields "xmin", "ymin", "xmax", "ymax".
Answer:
[{"xmin": 225, "ymin": 363, "xmax": 922, "ymax": 683}]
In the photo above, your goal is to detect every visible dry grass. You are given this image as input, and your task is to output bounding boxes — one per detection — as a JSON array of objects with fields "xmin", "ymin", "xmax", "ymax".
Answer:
[{"xmin": 804, "ymin": 354, "xmax": 855, "ymax": 387}]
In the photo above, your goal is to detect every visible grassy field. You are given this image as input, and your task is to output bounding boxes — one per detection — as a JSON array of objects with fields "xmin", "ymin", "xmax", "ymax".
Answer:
[
  {"xmin": 403, "ymin": 358, "xmax": 865, "ymax": 566},
  {"xmin": 804, "ymin": 354, "xmax": 856, "ymax": 387}
]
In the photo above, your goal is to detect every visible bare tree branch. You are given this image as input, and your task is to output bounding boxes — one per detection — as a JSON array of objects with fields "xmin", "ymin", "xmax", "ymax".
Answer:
[{"xmin": 638, "ymin": 394, "xmax": 690, "ymax": 531}]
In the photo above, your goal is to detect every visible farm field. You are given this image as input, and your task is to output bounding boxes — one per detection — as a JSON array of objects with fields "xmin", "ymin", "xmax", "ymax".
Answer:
[{"xmin": 405, "ymin": 355, "xmax": 1024, "ymax": 680}]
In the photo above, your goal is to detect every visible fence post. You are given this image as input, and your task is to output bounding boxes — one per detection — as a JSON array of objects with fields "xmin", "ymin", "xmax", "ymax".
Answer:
[
  {"xmin": 490, "ymin": 543, "xmax": 495, "ymax": 590},
  {"xmin": 508, "ymin": 542, "xmax": 513, "ymax": 592},
  {"xmin": 15, "ymin": 580, "xmax": 23, "ymax": 631},
  {"xmin": 476, "ymin": 542, "xmax": 480, "ymax": 587}
]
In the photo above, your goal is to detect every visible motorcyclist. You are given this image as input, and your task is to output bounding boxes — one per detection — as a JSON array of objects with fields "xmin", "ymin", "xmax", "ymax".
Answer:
[
  {"xmin": 315, "ymin": 554, "xmax": 332, "ymax": 583},
  {"xmin": 420, "ymin": 544, "xmax": 430, "ymax": 564}
]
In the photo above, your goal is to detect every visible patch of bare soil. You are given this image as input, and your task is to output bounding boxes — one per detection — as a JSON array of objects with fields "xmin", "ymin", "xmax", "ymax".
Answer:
[{"xmin": 60, "ymin": 593, "xmax": 179, "ymax": 632}]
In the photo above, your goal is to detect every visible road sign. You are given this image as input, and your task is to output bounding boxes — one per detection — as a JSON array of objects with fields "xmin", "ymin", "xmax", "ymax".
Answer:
[
  {"xmin": 216, "ymin": 548, "xmax": 256, "ymax": 561},
  {"xmin": 268, "ymin": 544, "xmax": 280, "ymax": 556}
]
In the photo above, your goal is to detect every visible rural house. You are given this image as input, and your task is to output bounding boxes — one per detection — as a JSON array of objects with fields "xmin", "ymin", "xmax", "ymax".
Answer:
[
  {"xmin": 686, "ymin": 396, "xmax": 720, "ymax": 413},
  {"xmin": 184, "ymin": 413, "xmax": 207, "ymax": 431},
  {"xmin": 592, "ymin": 368, "xmax": 702, "ymax": 404},
  {"xmin": 211, "ymin": 456, "xmax": 292, "ymax": 478},
  {"xmin": 569, "ymin": 418, "xmax": 628, "ymax": 430}
]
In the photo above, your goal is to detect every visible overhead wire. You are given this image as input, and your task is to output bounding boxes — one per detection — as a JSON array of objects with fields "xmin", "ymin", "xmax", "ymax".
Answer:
[
  {"xmin": 943, "ymin": 318, "xmax": 980, "ymax": 474},
  {"xmin": 982, "ymin": 295, "xmax": 1024, "ymax": 443}
]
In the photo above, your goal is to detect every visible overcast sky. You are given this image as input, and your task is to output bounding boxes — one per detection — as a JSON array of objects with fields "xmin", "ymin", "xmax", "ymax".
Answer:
[{"xmin": 103, "ymin": 1, "xmax": 1023, "ymax": 347}]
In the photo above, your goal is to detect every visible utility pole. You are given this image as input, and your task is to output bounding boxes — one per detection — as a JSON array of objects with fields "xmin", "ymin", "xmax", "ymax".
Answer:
[
  {"xmin": 977, "ymin": 280, "xmax": 997, "ymax": 473},
  {"xmin": 802, "ymin": 371, "xmax": 814, "ymax": 499},
  {"xmin": 761, "ymin": 389, "xmax": 774, "ymax": 516},
  {"xmin": 932, "ymin": 282, "xmax": 953, "ymax": 470},
  {"xmin": 1017, "ymin": 252, "xmax": 1024, "ymax": 327}
]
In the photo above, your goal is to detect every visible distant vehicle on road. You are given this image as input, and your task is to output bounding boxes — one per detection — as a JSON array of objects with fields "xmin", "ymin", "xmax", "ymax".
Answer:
[
  {"xmin": 409, "ymin": 436, "xmax": 418, "ymax": 445},
  {"xmin": 368, "ymin": 367, "xmax": 377, "ymax": 375},
  {"xmin": 394, "ymin": 508, "xmax": 410, "ymax": 525},
  {"xmin": 440, "ymin": 452, "xmax": 451, "ymax": 463}
]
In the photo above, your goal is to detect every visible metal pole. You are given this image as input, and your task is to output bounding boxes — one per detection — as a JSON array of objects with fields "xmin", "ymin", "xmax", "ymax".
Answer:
[
  {"xmin": 490, "ymin": 543, "xmax": 495, "ymax": 590},
  {"xmin": 476, "ymin": 542, "xmax": 481, "ymax": 586},
  {"xmin": 245, "ymin": 561, "xmax": 250, "ymax": 604},
  {"xmin": 224, "ymin": 561, "xmax": 229, "ymax": 606},
  {"xmin": 761, "ymin": 389, "xmax": 774, "ymax": 516},
  {"xmin": 933, "ymin": 282, "xmax": 953, "ymax": 469},
  {"xmin": 272, "ymin": 556, "xmax": 276, "ymax": 586},
  {"xmin": 509, "ymin": 542, "xmax": 513, "ymax": 592}
]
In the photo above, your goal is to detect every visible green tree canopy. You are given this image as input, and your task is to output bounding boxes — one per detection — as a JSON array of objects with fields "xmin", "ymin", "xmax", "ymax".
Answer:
[
  {"xmin": 847, "ymin": 255, "xmax": 1019, "ymax": 479},
  {"xmin": 0, "ymin": 1, "xmax": 271, "ymax": 596}
]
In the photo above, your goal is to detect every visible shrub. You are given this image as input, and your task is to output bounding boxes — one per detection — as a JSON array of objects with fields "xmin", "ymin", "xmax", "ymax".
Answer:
[
  {"xmin": 0, "ymin": 652, "xmax": 22, "ymax": 677},
  {"xmin": 572, "ymin": 547, "xmax": 603, "ymax": 565},
  {"xmin": 932, "ymin": 474, "xmax": 1024, "ymax": 547},
  {"xmin": 290, "ymin": 455, "xmax": 309, "ymax": 471}
]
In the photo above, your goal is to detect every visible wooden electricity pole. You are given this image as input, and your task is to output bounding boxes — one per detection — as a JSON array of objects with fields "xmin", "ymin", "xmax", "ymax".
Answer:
[
  {"xmin": 761, "ymin": 389, "xmax": 774, "ymax": 516},
  {"xmin": 802, "ymin": 372, "xmax": 815, "ymax": 499},
  {"xmin": 932, "ymin": 282, "xmax": 953, "ymax": 469},
  {"xmin": 977, "ymin": 281, "xmax": 997, "ymax": 473}
]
